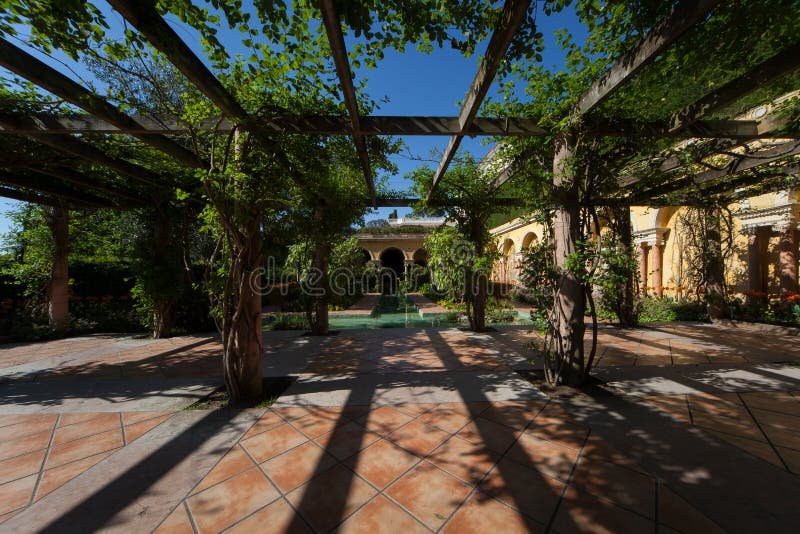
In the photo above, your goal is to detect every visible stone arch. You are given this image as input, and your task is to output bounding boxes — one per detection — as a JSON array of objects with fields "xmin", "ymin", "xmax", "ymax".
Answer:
[
  {"xmin": 412, "ymin": 248, "xmax": 429, "ymax": 267},
  {"xmin": 655, "ymin": 206, "xmax": 680, "ymax": 228},
  {"xmin": 502, "ymin": 238, "xmax": 516, "ymax": 256},
  {"xmin": 359, "ymin": 248, "xmax": 373, "ymax": 263},
  {"xmin": 520, "ymin": 232, "xmax": 537, "ymax": 251}
]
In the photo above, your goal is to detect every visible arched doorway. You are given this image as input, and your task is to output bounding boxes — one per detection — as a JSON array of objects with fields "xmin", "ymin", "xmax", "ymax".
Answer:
[
  {"xmin": 379, "ymin": 247, "xmax": 405, "ymax": 294},
  {"xmin": 412, "ymin": 248, "xmax": 429, "ymax": 268},
  {"xmin": 359, "ymin": 248, "xmax": 372, "ymax": 265}
]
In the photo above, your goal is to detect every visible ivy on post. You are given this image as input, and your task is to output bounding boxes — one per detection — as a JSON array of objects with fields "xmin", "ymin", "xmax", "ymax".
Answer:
[
  {"xmin": 550, "ymin": 131, "xmax": 585, "ymax": 386},
  {"xmin": 45, "ymin": 205, "xmax": 69, "ymax": 333},
  {"xmin": 704, "ymin": 207, "xmax": 726, "ymax": 320}
]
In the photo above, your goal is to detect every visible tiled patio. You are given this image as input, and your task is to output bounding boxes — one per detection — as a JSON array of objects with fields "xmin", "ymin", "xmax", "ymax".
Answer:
[{"xmin": 1, "ymin": 322, "xmax": 799, "ymax": 532}]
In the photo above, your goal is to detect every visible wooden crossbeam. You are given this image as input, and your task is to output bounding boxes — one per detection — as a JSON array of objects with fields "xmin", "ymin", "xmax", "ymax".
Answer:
[
  {"xmin": 576, "ymin": 0, "xmax": 721, "ymax": 114},
  {"xmin": 0, "ymin": 184, "xmax": 76, "ymax": 208},
  {"xmin": 107, "ymin": 0, "xmax": 249, "ymax": 122},
  {"xmin": 374, "ymin": 197, "xmax": 525, "ymax": 208},
  {"xmin": 0, "ymin": 130, "xmax": 166, "ymax": 189},
  {"xmin": 0, "ymin": 113, "xmax": 549, "ymax": 136},
  {"xmin": 667, "ymin": 41, "xmax": 800, "ymax": 133},
  {"xmin": 428, "ymin": 0, "xmax": 532, "ymax": 200},
  {"xmin": 629, "ymin": 140, "xmax": 800, "ymax": 202},
  {"xmin": 0, "ymin": 171, "xmax": 116, "ymax": 208},
  {"xmin": 619, "ymin": 110, "xmax": 796, "ymax": 188},
  {"xmin": 25, "ymin": 164, "xmax": 145, "ymax": 204},
  {"xmin": 318, "ymin": 0, "xmax": 375, "ymax": 203},
  {"xmin": 0, "ymin": 38, "xmax": 203, "ymax": 169}
]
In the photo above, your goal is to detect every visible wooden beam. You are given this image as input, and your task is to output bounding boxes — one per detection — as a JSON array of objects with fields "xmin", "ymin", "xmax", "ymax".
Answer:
[
  {"xmin": 0, "ymin": 117, "xmax": 166, "ymax": 189},
  {"xmin": 429, "ymin": 0, "xmax": 532, "ymax": 200},
  {"xmin": 667, "ymin": 41, "xmax": 800, "ymax": 133},
  {"xmin": 0, "ymin": 171, "xmax": 116, "ymax": 208},
  {"xmin": 0, "ymin": 112, "xmax": 550, "ymax": 136},
  {"xmin": 619, "ymin": 109, "xmax": 796, "ymax": 188},
  {"xmin": 318, "ymin": 0, "xmax": 375, "ymax": 202},
  {"xmin": 374, "ymin": 197, "xmax": 525, "ymax": 208},
  {"xmin": 25, "ymin": 165, "xmax": 146, "ymax": 204},
  {"xmin": 0, "ymin": 38, "xmax": 204, "ymax": 169},
  {"xmin": 107, "ymin": 0, "xmax": 249, "ymax": 122},
  {"xmin": 576, "ymin": 0, "xmax": 721, "ymax": 114},
  {"xmin": 0, "ymin": 185, "xmax": 76, "ymax": 208},
  {"xmin": 629, "ymin": 140, "xmax": 800, "ymax": 201}
]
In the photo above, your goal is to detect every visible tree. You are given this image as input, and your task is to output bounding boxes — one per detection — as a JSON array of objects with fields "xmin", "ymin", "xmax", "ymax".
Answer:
[{"xmin": 412, "ymin": 156, "xmax": 514, "ymax": 331}]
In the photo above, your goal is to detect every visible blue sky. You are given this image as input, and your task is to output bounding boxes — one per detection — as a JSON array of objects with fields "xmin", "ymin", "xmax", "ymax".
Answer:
[{"xmin": 0, "ymin": 3, "xmax": 585, "ymax": 234}]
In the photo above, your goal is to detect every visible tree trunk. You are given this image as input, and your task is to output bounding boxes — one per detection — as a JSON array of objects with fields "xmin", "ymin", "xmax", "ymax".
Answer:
[
  {"xmin": 704, "ymin": 207, "xmax": 725, "ymax": 320},
  {"xmin": 615, "ymin": 205, "xmax": 638, "ymax": 327},
  {"xmin": 152, "ymin": 207, "xmax": 173, "ymax": 339},
  {"xmin": 46, "ymin": 206, "xmax": 69, "ymax": 333},
  {"xmin": 552, "ymin": 132, "xmax": 585, "ymax": 386},
  {"xmin": 223, "ymin": 230, "xmax": 263, "ymax": 402},
  {"xmin": 311, "ymin": 239, "xmax": 330, "ymax": 336},
  {"xmin": 471, "ymin": 233, "xmax": 488, "ymax": 332}
]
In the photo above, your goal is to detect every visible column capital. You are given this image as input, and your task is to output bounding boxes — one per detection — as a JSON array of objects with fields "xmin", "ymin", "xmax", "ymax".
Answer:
[{"xmin": 633, "ymin": 227, "xmax": 669, "ymax": 247}]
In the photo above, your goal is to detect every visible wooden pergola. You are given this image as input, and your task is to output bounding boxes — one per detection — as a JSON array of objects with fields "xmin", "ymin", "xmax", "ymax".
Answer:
[{"xmin": 0, "ymin": 0, "xmax": 798, "ymax": 212}]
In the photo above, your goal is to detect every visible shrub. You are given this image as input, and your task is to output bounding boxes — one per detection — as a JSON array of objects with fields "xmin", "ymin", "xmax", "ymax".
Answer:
[{"xmin": 265, "ymin": 313, "xmax": 309, "ymax": 331}]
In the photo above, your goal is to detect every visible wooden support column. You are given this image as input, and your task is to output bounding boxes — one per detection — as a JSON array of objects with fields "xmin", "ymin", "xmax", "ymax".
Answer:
[
  {"xmin": 615, "ymin": 205, "xmax": 637, "ymax": 326},
  {"xmin": 46, "ymin": 206, "xmax": 69, "ymax": 332},
  {"xmin": 778, "ymin": 226, "xmax": 798, "ymax": 294},
  {"xmin": 552, "ymin": 132, "xmax": 585, "ymax": 385},
  {"xmin": 704, "ymin": 208, "xmax": 726, "ymax": 320}
]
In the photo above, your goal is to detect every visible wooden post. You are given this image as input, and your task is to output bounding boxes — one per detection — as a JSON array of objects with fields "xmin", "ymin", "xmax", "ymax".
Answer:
[
  {"xmin": 704, "ymin": 207, "xmax": 725, "ymax": 320},
  {"xmin": 745, "ymin": 228, "xmax": 763, "ymax": 302},
  {"xmin": 552, "ymin": 132, "xmax": 585, "ymax": 385},
  {"xmin": 46, "ymin": 206, "xmax": 69, "ymax": 332},
  {"xmin": 616, "ymin": 205, "xmax": 637, "ymax": 326}
]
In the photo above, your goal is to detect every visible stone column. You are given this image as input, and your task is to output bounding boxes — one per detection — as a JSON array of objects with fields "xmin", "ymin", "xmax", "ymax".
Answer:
[
  {"xmin": 651, "ymin": 242, "xmax": 664, "ymax": 298},
  {"xmin": 778, "ymin": 226, "xmax": 798, "ymax": 294},
  {"xmin": 745, "ymin": 228, "xmax": 763, "ymax": 301},
  {"xmin": 638, "ymin": 243, "xmax": 649, "ymax": 295}
]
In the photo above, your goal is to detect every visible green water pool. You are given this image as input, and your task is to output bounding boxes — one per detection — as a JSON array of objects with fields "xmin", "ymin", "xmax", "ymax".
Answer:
[{"xmin": 327, "ymin": 311, "xmax": 533, "ymax": 330}]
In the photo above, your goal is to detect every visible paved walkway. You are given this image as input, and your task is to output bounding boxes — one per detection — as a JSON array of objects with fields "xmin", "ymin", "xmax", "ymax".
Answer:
[{"xmin": 0, "ymin": 323, "xmax": 799, "ymax": 532}]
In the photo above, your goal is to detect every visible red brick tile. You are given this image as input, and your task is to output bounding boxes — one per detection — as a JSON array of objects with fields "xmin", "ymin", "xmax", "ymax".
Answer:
[
  {"xmin": 455, "ymin": 417, "xmax": 520, "ymax": 454},
  {"xmin": 226, "ymin": 498, "xmax": 312, "ymax": 534},
  {"xmin": 188, "ymin": 467, "xmax": 279, "ymax": 532},
  {"xmin": 285, "ymin": 464, "xmax": 377, "ymax": 532},
  {"xmin": 53, "ymin": 413, "xmax": 121, "ymax": 445},
  {"xmin": 658, "ymin": 485, "xmax": 725, "ymax": 534},
  {"xmin": 153, "ymin": 503, "xmax": 194, "ymax": 534},
  {"xmin": 191, "ymin": 444, "xmax": 255, "ymax": 495},
  {"xmin": 314, "ymin": 421, "xmax": 381, "ymax": 460},
  {"xmin": 240, "ymin": 423, "xmax": 307, "ymax": 463},
  {"xmin": 505, "ymin": 432, "xmax": 580, "ymax": 482},
  {"xmin": 338, "ymin": 495, "xmax": 429, "ymax": 534},
  {"xmin": 386, "ymin": 461, "xmax": 472, "ymax": 530},
  {"xmin": 0, "ymin": 429, "xmax": 53, "ymax": 461},
  {"xmin": 419, "ymin": 405, "xmax": 473, "ymax": 434},
  {"xmin": 46, "ymin": 428, "xmax": 123, "ymax": 469},
  {"xmin": 121, "ymin": 411, "xmax": 174, "ymax": 426},
  {"xmin": 478, "ymin": 457, "xmax": 564, "ymax": 524},
  {"xmin": 0, "ymin": 449, "xmax": 45, "ymax": 485},
  {"xmin": 0, "ymin": 415, "xmax": 57, "ymax": 443},
  {"xmin": 241, "ymin": 411, "xmax": 286, "ymax": 440},
  {"xmin": 570, "ymin": 459, "xmax": 656, "ymax": 518},
  {"xmin": 346, "ymin": 439, "xmax": 421, "ymax": 489},
  {"xmin": 551, "ymin": 486, "xmax": 654, "ymax": 534},
  {"xmin": 261, "ymin": 441, "xmax": 337, "ymax": 493},
  {"xmin": 427, "ymin": 435, "xmax": 498, "ymax": 485},
  {"xmin": 356, "ymin": 406, "xmax": 414, "ymax": 436},
  {"xmin": 389, "ymin": 419, "xmax": 450, "ymax": 457},
  {"xmin": 443, "ymin": 492, "xmax": 545, "ymax": 534},
  {"xmin": 0, "ymin": 473, "xmax": 36, "ymax": 515},
  {"xmin": 36, "ymin": 450, "xmax": 115, "ymax": 500},
  {"xmin": 291, "ymin": 412, "xmax": 342, "ymax": 439},
  {"xmin": 124, "ymin": 414, "xmax": 172, "ymax": 443}
]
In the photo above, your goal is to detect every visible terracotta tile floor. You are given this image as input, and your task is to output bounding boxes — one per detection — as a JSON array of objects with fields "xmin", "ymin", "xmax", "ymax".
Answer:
[
  {"xmin": 0, "ymin": 411, "xmax": 175, "ymax": 522},
  {"xmin": 152, "ymin": 400, "xmax": 731, "ymax": 533},
  {"xmin": 643, "ymin": 390, "xmax": 800, "ymax": 473},
  {"xmin": 2, "ymin": 324, "xmax": 800, "ymax": 532}
]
